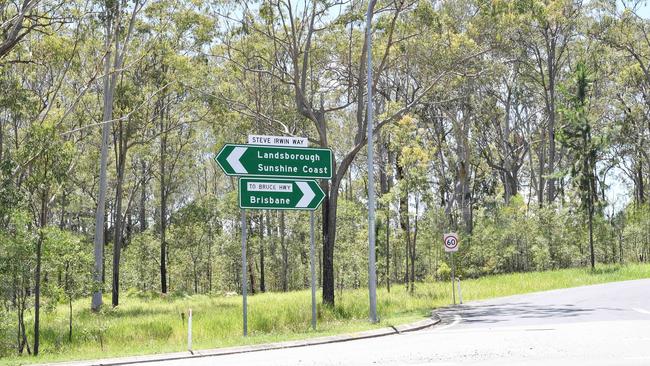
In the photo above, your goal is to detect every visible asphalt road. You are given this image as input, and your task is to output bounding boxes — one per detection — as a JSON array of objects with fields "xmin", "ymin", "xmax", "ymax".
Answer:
[{"xmin": 147, "ymin": 279, "xmax": 650, "ymax": 366}]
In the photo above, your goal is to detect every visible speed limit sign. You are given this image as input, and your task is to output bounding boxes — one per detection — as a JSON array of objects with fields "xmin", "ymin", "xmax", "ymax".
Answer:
[{"xmin": 443, "ymin": 233, "xmax": 459, "ymax": 252}]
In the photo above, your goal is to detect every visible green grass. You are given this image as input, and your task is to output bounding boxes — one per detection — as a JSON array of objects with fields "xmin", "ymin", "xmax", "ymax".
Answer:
[{"xmin": 4, "ymin": 263, "xmax": 650, "ymax": 365}]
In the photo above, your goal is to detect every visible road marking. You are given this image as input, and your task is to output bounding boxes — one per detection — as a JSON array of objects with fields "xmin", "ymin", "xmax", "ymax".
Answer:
[
  {"xmin": 633, "ymin": 308, "xmax": 650, "ymax": 315},
  {"xmin": 433, "ymin": 314, "xmax": 462, "ymax": 332},
  {"xmin": 524, "ymin": 328, "xmax": 555, "ymax": 331}
]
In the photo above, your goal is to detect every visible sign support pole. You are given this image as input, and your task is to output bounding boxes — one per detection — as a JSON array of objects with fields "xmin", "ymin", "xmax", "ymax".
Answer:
[
  {"xmin": 451, "ymin": 252, "xmax": 456, "ymax": 305},
  {"xmin": 366, "ymin": 0, "xmax": 378, "ymax": 324},
  {"xmin": 241, "ymin": 209, "xmax": 248, "ymax": 336},
  {"xmin": 310, "ymin": 211, "xmax": 317, "ymax": 330}
]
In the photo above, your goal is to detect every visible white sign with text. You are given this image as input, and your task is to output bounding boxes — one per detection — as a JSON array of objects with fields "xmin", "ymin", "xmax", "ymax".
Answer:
[{"xmin": 248, "ymin": 135, "xmax": 308, "ymax": 147}]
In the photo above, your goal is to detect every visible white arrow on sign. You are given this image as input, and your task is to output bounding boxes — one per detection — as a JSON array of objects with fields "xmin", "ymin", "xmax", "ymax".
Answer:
[
  {"xmin": 296, "ymin": 181, "xmax": 316, "ymax": 208},
  {"xmin": 226, "ymin": 147, "xmax": 248, "ymax": 174}
]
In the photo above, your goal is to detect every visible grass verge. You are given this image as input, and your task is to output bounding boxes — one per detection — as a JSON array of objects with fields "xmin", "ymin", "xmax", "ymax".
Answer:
[{"xmin": 3, "ymin": 263, "xmax": 650, "ymax": 366}]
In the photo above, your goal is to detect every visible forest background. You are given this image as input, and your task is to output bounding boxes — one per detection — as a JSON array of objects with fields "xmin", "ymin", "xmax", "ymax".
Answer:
[{"xmin": 1, "ymin": 0, "xmax": 650, "ymax": 359}]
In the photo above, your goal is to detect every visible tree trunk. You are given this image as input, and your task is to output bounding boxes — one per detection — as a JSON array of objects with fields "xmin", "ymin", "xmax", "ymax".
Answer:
[
  {"xmin": 410, "ymin": 198, "xmax": 419, "ymax": 293},
  {"xmin": 260, "ymin": 212, "xmax": 266, "ymax": 293},
  {"xmin": 385, "ymin": 208, "xmax": 390, "ymax": 292},
  {"xmin": 193, "ymin": 260, "xmax": 198, "ymax": 294},
  {"xmin": 68, "ymin": 298, "xmax": 73, "ymax": 342},
  {"xmin": 546, "ymin": 42, "xmax": 557, "ymax": 205},
  {"xmin": 19, "ymin": 306, "xmax": 30, "ymax": 355},
  {"xmin": 16, "ymin": 291, "xmax": 20, "ymax": 351},
  {"xmin": 91, "ymin": 0, "xmax": 139, "ymax": 309},
  {"xmin": 0, "ymin": 117, "xmax": 3, "ymax": 163},
  {"xmin": 248, "ymin": 254, "xmax": 256, "ymax": 295},
  {"xmin": 637, "ymin": 163, "xmax": 645, "ymax": 205},
  {"xmin": 280, "ymin": 210, "xmax": 288, "ymax": 292},
  {"xmin": 538, "ymin": 131, "xmax": 546, "ymax": 206},
  {"xmin": 112, "ymin": 128, "xmax": 127, "ymax": 307},
  {"xmin": 102, "ymin": 221, "xmax": 107, "ymax": 284},
  {"xmin": 0, "ymin": 0, "xmax": 35, "ymax": 59},
  {"xmin": 91, "ymin": 12, "xmax": 116, "ymax": 311},
  {"xmin": 619, "ymin": 228, "xmax": 624, "ymax": 264},
  {"xmin": 139, "ymin": 161, "xmax": 147, "ymax": 232},
  {"xmin": 33, "ymin": 191, "xmax": 47, "ymax": 356},
  {"xmin": 207, "ymin": 221, "xmax": 215, "ymax": 293},
  {"xmin": 379, "ymin": 135, "xmax": 391, "ymax": 292},
  {"xmin": 453, "ymin": 104, "xmax": 473, "ymax": 234},
  {"xmin": 348, "ymin": 167, "xmax": 353, "ymax": 201},
  {"xmin": 456, "ymin": 162, "xmax": 473, "ymax": 234},
  {"xmin": 321, "ymin": 176, "xmax": 341, "ymax": 306},
  {"xmin": 505, "ymin": 172, "xmax": 519, "ymax": 203},
  {"xmin": 265, "ymin": 210, "xmax": 273, "ymax": 290},
  {"xmin": 396, "ymin": 160, "xmax": 410, "ymax": 287},
  {"xmin": 501, "ymin": 85, "xmax": 519, "ymax": 204},
  {"xmin": 160, "ymin": 100, "xmax": 168, "ymax": 294},
  {"xmin": 589, "ymin": 201, "xmax": 595, "ymax": 269},
  {"xmin": 589, "ymin": 162, "xmax": 596, "ymax": 269}
]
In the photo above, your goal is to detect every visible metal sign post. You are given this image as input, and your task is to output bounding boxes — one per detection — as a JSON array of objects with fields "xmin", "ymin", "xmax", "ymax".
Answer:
[
  {"xmin": 310, "ymin": 211, "xmax": 317, "ymax": 330},
  {"xmin": 443, "ymin": 233, "xmax": 459, "ymax": 306},
  {"xmin": 451, "ymin": 252, "xmax": 456, "ymax": 305},
  {"xmin": 241, "ymin": 209, "xmax": 248, "ymax": 336}
]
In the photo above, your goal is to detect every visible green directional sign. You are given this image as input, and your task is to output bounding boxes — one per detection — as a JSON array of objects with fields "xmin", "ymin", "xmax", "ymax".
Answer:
[
  {"xmin": 215, "ymin": 144, "xmax": 333, "ymax": 179},
  {"xmin": 239, "ymin": 178, "xmax": 325, "ymax": 210}
]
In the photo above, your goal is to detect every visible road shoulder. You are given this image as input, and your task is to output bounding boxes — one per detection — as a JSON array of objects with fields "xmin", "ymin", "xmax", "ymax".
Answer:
[{"xmin": 40, "ymin": 313, "xmax": 441, "ymax": 366}]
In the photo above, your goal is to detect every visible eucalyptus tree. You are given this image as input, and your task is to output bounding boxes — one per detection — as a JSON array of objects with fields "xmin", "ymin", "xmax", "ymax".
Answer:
[
  {"xmin": 92, "ymin": 0, "xmax": 146, "ymax": 310},
  {"xmin": 513, "ymin": 0, "xmax": 582, "ymax": 205},
  {"xmin": 592, "ymin": 1, "xmax": 650, "ymax": 206},
  {"xmin": 0, "ymin": 211, "xmax": 34, "ymax": 355},
  {"xmin": 386, "ymin": 115, "xmax": 429, "ymax": 293},
  {"xmin": 0, "ymin": 0, "xmax": 71, "ymax": 59},
  {"xmin": 142, "ymin": 0, "xmax": 215, "ymax": 294},
  {"xmin": 20, "ymin": 122, "xmax": 74, "ymax": 355},
  {"xmin": 439, "ymin": 83, "xmax": 478, "ymax": 234},
  {"xmin": 215, "ymin": 0, "xmax": 486, "ymax": 306},
  {"xmin": 43, "ymin": 228, "xmax": 93, "ymax": 342},
  {"xmin": 3, "ymin": 4, "xmax": 87, "ymax": 352},
  {"xmin": 471, "ymin": 2, "xmax": 534, "ymax": 205},
  {"xmin": 0, "ymin": 3, "xmax": 105, "ymax": 353}
]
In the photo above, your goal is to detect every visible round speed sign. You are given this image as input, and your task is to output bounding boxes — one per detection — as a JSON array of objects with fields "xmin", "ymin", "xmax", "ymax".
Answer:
[{"xmin": 443, "ymin": 233, "xmax": 459, "ymax": 252}]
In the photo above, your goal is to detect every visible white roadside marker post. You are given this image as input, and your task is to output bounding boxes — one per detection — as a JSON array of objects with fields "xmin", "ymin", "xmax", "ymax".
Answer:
[
  {"xmin": 457, "ymin": 278, "xmax": 463, "ymax": 304},
  {"xmin": 187, "ymin": 308, "xmax": 193, "ymax": 353}
]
